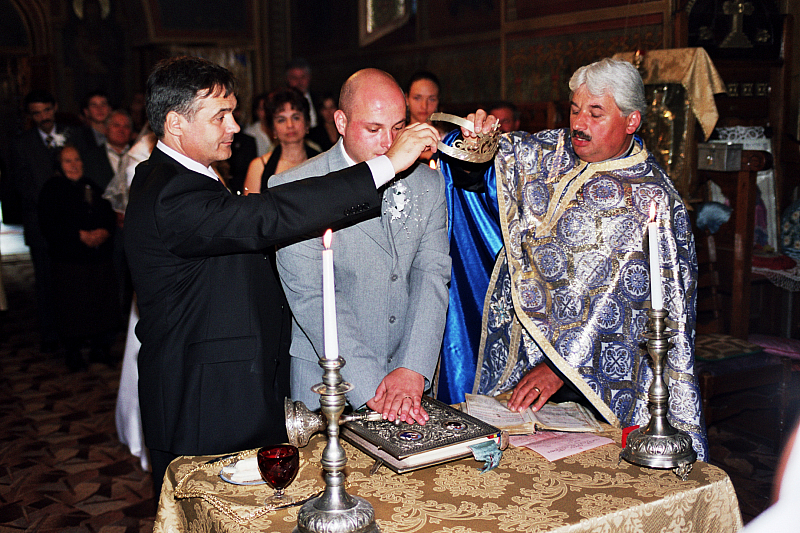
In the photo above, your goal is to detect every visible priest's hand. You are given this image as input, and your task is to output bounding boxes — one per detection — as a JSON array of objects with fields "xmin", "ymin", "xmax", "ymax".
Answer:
[
  {"xmin": 384, "ymin": 122, "xmax": 441, "ymax": 176},
  {"xmin": 463, "ymin": 110, "xmax": 498, "ymax": 138},
  {"xmin": 367, "ymin": 367, "xmax": 429, "ymax": 425},
  {"xmin": 507, "ymin": 363, "xmax": 564, "ymax": 413}
]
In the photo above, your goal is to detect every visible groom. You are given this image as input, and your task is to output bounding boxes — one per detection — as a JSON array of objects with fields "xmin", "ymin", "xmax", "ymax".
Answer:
[{"xmin": 273, "ymin": 69, "xmax": 451, "ymax": 426}]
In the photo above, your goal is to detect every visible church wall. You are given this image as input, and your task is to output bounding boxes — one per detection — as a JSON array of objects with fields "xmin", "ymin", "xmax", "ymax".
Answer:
[
  {"xmin": 288, "ymin": 0, "xmax": 670, "ymax": 110},
  {"xmin": 1, "ymin": 0, "xmax": 796, "ymax": 128}
]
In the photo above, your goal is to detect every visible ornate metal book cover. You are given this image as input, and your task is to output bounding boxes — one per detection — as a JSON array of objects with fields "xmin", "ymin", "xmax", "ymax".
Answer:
[{"xmin": 342, "ymin": 397, "xmax": 499, "ymax": 463}]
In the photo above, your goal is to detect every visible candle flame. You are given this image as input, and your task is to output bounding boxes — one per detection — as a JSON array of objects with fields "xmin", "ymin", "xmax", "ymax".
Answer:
[
  {"xmin": 323, "ymin": 229, "xmax": 332, "ymax": 249},
  {"xmin": 649, "ymin": 201, "xmax": 657, "ymax": 223},
  {"xmin": 429, "ymin": 159, "xmax": 437, "ymax": 170}
]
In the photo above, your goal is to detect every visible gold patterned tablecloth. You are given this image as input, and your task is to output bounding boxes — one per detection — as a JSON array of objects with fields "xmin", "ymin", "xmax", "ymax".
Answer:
[{"xmin": 155, "ymin": 431, "xmax": 742, "ymax": 533}]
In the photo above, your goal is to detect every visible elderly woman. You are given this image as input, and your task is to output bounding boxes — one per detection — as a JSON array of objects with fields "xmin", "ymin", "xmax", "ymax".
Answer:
[
  {"xmin": 243, "ymin": 87, "xmax": 320, "ymax": 195},
  {"xmin": 39, "ymin": 145, "xmax": 119, "ymax": 371}
]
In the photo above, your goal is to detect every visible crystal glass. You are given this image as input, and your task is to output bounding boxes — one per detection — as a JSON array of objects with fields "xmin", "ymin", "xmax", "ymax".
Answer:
[{"xmin": 257, "ymin": 444, "xmax": 299, "ymax": 505}]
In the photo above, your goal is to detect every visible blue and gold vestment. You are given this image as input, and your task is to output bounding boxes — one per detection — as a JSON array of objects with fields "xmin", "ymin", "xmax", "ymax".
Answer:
[{"xmin": 455, "ymin": 128, "xmax": 708, "ymax": 460}]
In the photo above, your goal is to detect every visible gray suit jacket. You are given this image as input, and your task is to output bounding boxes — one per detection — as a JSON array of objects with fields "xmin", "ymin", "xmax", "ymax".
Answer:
[{"xmin": 272, "ymin": 140, "xmax": 451, "ymax": 408}]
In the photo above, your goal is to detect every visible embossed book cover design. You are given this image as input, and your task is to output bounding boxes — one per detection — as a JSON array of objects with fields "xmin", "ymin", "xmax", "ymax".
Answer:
[{"xmin": 341, "ymin": 397, "xmax": 499, "ymax": 471}]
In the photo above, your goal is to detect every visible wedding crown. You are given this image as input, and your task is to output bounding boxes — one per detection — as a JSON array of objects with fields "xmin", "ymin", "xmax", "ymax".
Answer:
[{"xmin": 431, "ymin": 112, "xmax": 501, "ymax": 163}]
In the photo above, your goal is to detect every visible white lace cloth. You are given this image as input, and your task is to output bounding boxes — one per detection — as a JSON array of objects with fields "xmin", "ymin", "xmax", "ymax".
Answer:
[
  {"xmin": 710, "ymin": 126, "xmax": 778, "ymax": 251},
  {"xmin": 753, "ymin": 265, "xmax": 800, "ymax": 292}
]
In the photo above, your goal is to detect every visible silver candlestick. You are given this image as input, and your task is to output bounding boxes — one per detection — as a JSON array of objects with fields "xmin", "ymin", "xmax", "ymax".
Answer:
[
  {"xmin": 619, "ymin": 308, "xmax": 697, "ymax": 480},
  {"xmin": 293, "ymin": 356, "xmax": 379, "ymax": 533}
]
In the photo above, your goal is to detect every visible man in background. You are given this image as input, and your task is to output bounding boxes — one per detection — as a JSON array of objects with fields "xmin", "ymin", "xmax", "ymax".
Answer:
[
  {"xmin": 81, "ymin": 90, "xmax": 112, "ymax": 145},
  {"xmin": 273, "ymin": 69, "xmax": 450, "ymax": 425},
  {"xmin": 488, "ymin": 101, "xmax": 520, "ymax": 133},
  {"xmin": 104, "ymin": 110, "xmax": 133, "ymax": 175},
  {"xmin": 285, "ymin": 58, "xmax": 318, "ymax": 128},
  {"xmin": 102, "ymin": 109, "xmax": 133, "ymax": 324},
  {"xmin": 10, "ymin": 90, "xmax": 75, "ymax": 353},
  {"xmin": 76, "ymin": 90, "xmax": 115, "ymax": 189}
]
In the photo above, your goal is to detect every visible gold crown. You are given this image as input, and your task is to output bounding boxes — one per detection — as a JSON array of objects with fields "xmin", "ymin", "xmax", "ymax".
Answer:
[{"xmin": 431, "ymin": 112, "xmax": 501, "ymax": 163}]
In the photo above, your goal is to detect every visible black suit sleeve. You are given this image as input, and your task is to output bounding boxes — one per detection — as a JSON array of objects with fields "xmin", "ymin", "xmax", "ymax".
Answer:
[
  {"xmin": 9, "ymin": 135, "xmax": 40, "ymax": 208},
  {"xmin": 132, "ymin": 156, "xmax": 380, "ymax": 260}
]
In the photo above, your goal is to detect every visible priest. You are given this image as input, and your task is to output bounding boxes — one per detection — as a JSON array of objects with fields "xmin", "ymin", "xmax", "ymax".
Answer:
[{"xmin": 440, "ymin": 58, "xmax": 708, "ymax": 460}]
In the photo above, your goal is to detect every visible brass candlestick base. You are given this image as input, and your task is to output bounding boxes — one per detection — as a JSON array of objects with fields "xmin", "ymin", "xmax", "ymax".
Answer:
[
  {"xmin": 293, "ymin": 357, "xmax": 379, "ymax": 533},
  {"xmin": 619, "ymin": 308, "xmax": 697, "ymax": 480}
]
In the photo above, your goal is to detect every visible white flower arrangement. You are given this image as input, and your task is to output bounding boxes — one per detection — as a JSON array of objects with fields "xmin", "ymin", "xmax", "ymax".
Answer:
[{"xmin": 386, "ymin": 181, "xmax": 409, "ymax": 221}]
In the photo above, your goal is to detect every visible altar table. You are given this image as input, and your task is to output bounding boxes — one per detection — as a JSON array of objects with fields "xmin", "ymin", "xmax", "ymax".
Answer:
[{"xmin": 155, "ymin": 431, "xmax": 742, "ymax": 533}]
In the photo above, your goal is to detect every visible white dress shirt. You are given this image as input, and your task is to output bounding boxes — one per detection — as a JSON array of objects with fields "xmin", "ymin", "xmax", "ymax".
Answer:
[{"xmin": 156, "ymin": 141, "xmax": 220, "ymax": 181}]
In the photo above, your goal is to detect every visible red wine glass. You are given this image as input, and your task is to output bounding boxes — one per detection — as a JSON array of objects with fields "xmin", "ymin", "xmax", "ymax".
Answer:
[{"xmin": 257, "ymin": 444, "xmax": 300, "ymax": 505}]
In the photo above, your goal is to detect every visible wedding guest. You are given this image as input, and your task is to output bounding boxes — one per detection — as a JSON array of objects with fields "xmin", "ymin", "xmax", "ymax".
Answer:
[
  {"xmin": 243, "ymin": 87, "xmax": 319, "ymax": 194},
  {"xmin": 124, "ymin": 56, "xmax": 438, "ymax": 494},
  {"xmin": 488, "ymin": 101, "xmax": 520, "ymax": 133},
  {"xmin": 308, "ymin": 92, "xmax": 340, "ymax": 152},
  {"xmin": 104, "ymin": 110, "xmax": 133, "ymax": 175},
  {"xmin": 38, "ymin": 145, "xmax": 119, "ymax": 371},
  {"xmin": 75, "ymin": 90, "xmax": 116, "ymax": 190},
  {"xmin": 405, "ymin": 71, "xmax": 447, "ymax": 159},
  {"xmin": 285, "ymin": 58, "xmax": 318, "ymax": 128},
  {"xmin": 243, "ymin": 92, "xmax": 273, "ymax": 157},
  {"xmin": 9, "ymin": 90, "xmax": 77, "ymax": 353},
  {"xmin": 406, "ymin": 71, "xmax": 441, "ymax": 126},
  {"xmin": 80, "ymin": 90, "xmax": 111, "ymax": 145},
  {"xmin": 102, "ymin": 110, "xmax": 134, "ymax": 322}
]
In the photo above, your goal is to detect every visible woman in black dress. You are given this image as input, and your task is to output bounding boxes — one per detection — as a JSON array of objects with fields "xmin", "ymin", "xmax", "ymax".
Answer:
[
  {"xmin": 243, "ymin": 87, "xmax": 320, "ymax": 194},
  {"xmin": 39, "ymin": 145, "xmax": 119, "ymax": 371}
]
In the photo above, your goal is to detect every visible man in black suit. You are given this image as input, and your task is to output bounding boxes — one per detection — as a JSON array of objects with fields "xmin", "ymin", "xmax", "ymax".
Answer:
[
  {"xmin": 286, "ymin": 58, "xmax": 318, "ymax": 128},
  {"xmin": 10, "ymin": 90, "xmax": 75, "ymax": 352},
  {"xmin": 75, "ymin": 90, "xmax": 115, "ymax": 190},
  {"xmin": 81, "ymin": 90, "xmax": 112, "ymax": 146},
  {"xmin": 124, "ymin": 56, "xmax": 440, "ymax": 494}
]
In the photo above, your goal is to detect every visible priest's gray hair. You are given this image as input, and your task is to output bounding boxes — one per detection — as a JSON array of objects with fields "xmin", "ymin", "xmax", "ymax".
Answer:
[{"xmin": 569, "ymin": 58, "xmax": 646, "ymax": 127}]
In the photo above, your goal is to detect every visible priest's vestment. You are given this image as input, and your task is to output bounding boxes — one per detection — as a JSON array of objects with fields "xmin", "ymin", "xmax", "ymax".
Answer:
[{"xmin": 472, "ymin": 128, "xmax": 708, "ymax": 460}]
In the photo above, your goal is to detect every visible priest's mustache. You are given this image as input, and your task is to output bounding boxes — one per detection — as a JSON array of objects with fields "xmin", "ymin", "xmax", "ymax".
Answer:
[{"xmin": 571, "ymin": 130, "xmax": 591, "ymax": 141}]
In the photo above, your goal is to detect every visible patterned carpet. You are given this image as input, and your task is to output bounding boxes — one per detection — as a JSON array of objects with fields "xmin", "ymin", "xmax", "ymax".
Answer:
[
  {"xmin": 0, "ymin": 258, "xmax": 156, "ymax": 532},
  {"xmin": 0, "ymin": 257, "xmax": 791, "ymax": 530}
]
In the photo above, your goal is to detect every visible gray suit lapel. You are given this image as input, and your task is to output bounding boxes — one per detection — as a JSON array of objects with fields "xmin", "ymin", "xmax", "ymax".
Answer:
[{"xmin": 330, "ymin": 140, "xmax": 391, "ymax": 254}]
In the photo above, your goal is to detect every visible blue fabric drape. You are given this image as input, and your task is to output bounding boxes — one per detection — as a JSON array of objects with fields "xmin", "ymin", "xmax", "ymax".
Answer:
[{"xmin": 436, "ymin": 130, "xmax": 503, "ymax": 404}]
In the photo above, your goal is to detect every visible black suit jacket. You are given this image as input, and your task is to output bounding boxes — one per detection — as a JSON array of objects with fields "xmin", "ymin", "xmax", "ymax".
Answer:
[
  {"xmin": 73, "ymin": 126, "xmax": 115, "ymax": 190},
  {"xmin": 226, "ymin": 131, "xmax": 258, "ymax": 195},
  {"xmin": 124, "ymin": 147, "xmax": 380, "ymax": 456},
  {"xmin": 9, "ymin": 125, "xmax": 76, "ymax": 246}
]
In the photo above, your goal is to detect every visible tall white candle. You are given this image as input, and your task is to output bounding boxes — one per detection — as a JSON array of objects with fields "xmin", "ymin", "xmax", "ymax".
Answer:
[
  {"xmin": 322, "ymin": 229, "xmax": 339, "ymax": 360},
  {"xmin": 648, "ymin": 202, "xmax": 664, "ymax": 310}
]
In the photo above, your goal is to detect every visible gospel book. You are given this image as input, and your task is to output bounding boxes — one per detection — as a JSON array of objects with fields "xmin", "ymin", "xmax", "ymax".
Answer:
[
  {"xmin": 464, "ymin": 394, "xmax": 602, "ymax": 434},
  {"xmin": 341, "ymin": 397, "xmax": 500, "ymax": 474}
]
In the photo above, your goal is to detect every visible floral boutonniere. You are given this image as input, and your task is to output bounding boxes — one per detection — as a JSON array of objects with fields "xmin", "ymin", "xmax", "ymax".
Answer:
[{"xmin": 386, "ymin": 181, "xmax": 409, "ymax": 221}]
